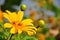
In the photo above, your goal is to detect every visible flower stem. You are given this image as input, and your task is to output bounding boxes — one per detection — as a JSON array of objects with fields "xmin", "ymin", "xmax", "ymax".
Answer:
[
  {"xmin": 18, "ymin": 34, "xmax": 20, "ymax": 40},
  {"xmin": 8, "ymin": 34, "xmax": 12, "ymax": 40}
]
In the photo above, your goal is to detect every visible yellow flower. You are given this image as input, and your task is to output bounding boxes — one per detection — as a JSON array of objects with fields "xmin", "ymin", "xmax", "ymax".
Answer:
[
  {"xmin": 4, "ymin": 10, "xmax": 37, "ymax": 35},
  {"xmin": 0, "ymin": 9, "xmax": 3, "ymax": 22}
]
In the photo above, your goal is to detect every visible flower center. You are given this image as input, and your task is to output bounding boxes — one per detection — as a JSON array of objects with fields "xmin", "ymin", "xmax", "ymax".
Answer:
[
  {"xmin": 18, "ymin": 23, "xmax": 22, "ymax": 26},
  {"xmin": 12, "ymin": 22, "xmax": 16, "ymax": 25},
  {"xmin": 12, "ymin": 22, "xmax": 22, "ymax": 27}
]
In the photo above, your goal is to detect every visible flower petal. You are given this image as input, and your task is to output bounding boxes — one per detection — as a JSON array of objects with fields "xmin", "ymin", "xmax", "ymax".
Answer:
[
  {"xmin": 26, "ymin": 23, "xmax": 33, "ymax": 26},
  {"xmin": 3, "ymin": 12, "xmax": 14, "ymax": 22},
  {"xmin": 25, "ymin": 26, "xmax": 37, "ymax": 31},
  {"xmin": 5, "ymin": 10, "xmax": 18, "ymax": 22},
  {"xmin": 22, "ymin": 19, "xmax": 33, "ymax": 26},
  {"xmin": 3, "ymin": 13, "xmax": 10, "ymax": 21},
  {"xmin": 22, "ymin": 26, "xmax": 37, "ymax": 35},
  {"xmin": 10, "ymin": 27, "xmax": 17, "ymax": 34},
  {"xmin": 5, "ymin": 10, "xmax": 11, "ymax": 14},
  {"xmin": 4, "ymin": 23, "xmax": 12, "ymax": 28},
  {"xmin": 18, "ymin": 29, "xmax": 22, "ymax": 34},
  {"xmin": 24, "ymin": 27, "xmax": 37, "ymax": 35},
  {"xmin": 26, "ymin": 31, "xmax": 34, "ymax": 35},
  {"xmin": 26, "ymin": 29, "xmax": 36, "ymax": 34},
  {"xmin": 10, "ymin": 12, "xmax": 17, "ymax": 22},
  {"xmin": 18, "ymin": 10, "xmax": 24, "ymax": 21}
]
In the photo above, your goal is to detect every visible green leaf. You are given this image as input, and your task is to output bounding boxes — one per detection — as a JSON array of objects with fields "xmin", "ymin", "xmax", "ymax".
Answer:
[
  {"xmin": 0, "ymin": 32, "xmax": 5, "ymax": 40},
  {"xmin": 23, "ymin": 35, "xmax": 38, "ymax": 40},
  {"xmin": 41, "ymin": 28, "xmax": 49, "ymax": 34},
  {"xmin": 46, "ymin": 36, "xmax": 56, "ymax": 40},
  {"xmin": 0, "ymin": 22, "xmax": 4, "ymax": 27},
  {"xmin": 14, "ymin": 34, "xmax": 21, "ymax": 40}
]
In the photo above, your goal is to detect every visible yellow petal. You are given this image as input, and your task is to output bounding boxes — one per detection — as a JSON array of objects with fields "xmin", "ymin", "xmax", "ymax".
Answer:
[
  {"xmin": 26, "ymin": 26, "xmax": 37, "ymax": 31},
  {"xmin": 4, "ymin": 23, "xmax": 12, "ymax": 28},
  {"xmin": 3, "ymin": 13, "xmax": 13, "ymax": 22},
  {"xmin": 5, "ymin": 10, "xmax": 11, "ymax": 14},
  {"xmin": 18, "ymin": 10, "xmax": 24, "ymax": 21},
  {"xmin": 9, "ymin": 12, "xmax": 17, "ymax": 22},
  {"xmin": 23, "ymin": 27, "xmax": 37, "ymax": 35},
  {"xmin": 3, "ymin": 13, "xmax": 10, "ymax": 20},
  {"xmin": 10, "ymin": 27, "xmax": 17, "ymax": 34},
  {"xmin": 26, "ymin": 31, "xmax": 34, "ymax": 35},
  {"xmin": 18, "ymin": 29, "xmax": 22, "ymax": 34},
  {"xmin": 22, "ymin": 19, "xmax": 33, "ymax": 26},
  {"xmin": 26, "ymin": 29, "xmax": 36, "ymax": 34},
  {"xmin": 26, "ymin": 23, "xmax": 33, "ymax": 26},
  {"xmin": 5, "ymin": 10, "xmax": 18, "ymax": 22}
]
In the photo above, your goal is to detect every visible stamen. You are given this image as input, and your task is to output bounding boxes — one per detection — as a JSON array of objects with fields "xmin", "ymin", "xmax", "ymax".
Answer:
[
  {"xmin": 12, "ymin": 22, "xmax": 16, "ymax": 25},
  {"xmin": 18, "ymin": 23, "xmax": 22, "ymax": 26}
]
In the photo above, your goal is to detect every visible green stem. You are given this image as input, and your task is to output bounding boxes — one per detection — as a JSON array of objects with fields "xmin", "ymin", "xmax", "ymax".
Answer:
[
  {"xmin": 8, "ymin": 34, "xmax": 12, "ymax": 40},
  {"xmin": 18, "ymin": 34, "xmax": 20, "ymax": 40}
]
